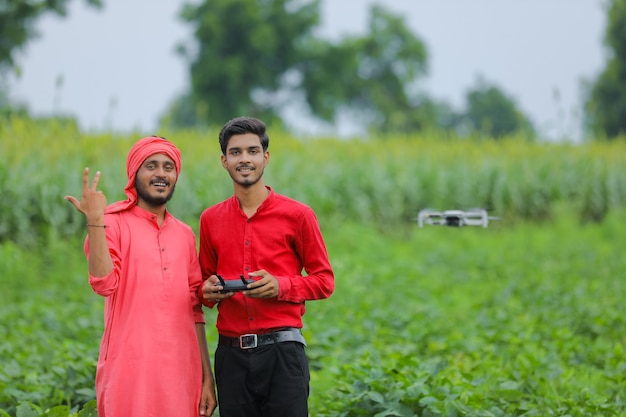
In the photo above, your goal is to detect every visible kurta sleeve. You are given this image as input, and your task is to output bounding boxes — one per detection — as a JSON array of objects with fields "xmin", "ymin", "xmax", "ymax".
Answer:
[{"xmin": 188, "ymin": 232, "xmax": 206, "ymax": 323}]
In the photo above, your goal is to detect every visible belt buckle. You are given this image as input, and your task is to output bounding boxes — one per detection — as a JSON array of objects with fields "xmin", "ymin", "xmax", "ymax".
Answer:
[{"xmin": 239, "ymin": 334, "xmax": 258, "ymax": 349}]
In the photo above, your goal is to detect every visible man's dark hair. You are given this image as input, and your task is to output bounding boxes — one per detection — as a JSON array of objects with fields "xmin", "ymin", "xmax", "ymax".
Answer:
[{"xmin": 218, "ymin": 116, "xmax": 270, "ymax": 155}]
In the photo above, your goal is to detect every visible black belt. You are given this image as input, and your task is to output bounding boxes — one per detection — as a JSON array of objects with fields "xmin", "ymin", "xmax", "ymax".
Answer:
[{"xmin": 218, "ymin": 328, "xmax": 306, "ymax": 349}]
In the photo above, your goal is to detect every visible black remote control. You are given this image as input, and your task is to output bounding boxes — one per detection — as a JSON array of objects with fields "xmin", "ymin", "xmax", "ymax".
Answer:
[{"xmin": 216, "ymin": 274, "xmax": 254, "ymax": 293}]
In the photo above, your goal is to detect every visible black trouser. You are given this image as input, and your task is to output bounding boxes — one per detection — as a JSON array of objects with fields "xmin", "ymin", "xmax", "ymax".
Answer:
[{"xmin": 214, "ymin": 341, "xmax": 310, "ymax": 417}]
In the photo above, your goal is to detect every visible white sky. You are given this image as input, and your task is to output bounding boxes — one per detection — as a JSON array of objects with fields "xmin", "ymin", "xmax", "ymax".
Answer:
[{"xmin": 8, "ymin": 0, "xmax": 607, "ymax": 141}]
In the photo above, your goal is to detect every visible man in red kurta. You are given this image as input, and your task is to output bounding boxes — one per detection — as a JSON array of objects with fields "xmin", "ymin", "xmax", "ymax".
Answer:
[
  {"xmin": 65, "ymin": 136, "xmax": 217, "ymax": 417},
  {"xmin": 198, "ymin": 117, "xmax": 334, "ymax": 417}
]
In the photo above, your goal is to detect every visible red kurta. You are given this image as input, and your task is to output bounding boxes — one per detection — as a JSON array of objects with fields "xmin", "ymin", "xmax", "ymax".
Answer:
[
  {"xmin": 85, "ymin": 205, "xmax": 205, "ymax": 417},
  {"xmin": 198, "ymin": 187, "xmax": 334, "ymax": 337}
]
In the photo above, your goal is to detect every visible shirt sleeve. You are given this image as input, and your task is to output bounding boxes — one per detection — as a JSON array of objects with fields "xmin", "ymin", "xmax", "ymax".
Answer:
[
  {"xmin": 198, "ymin": 212, "xmax": 218, "ymax": 309},
  {"xmin": 187, "ymin": 230, "xmax": 206, "ymax": 323},
  {"xmin": 276, "ymin": 208, "xmax": 334, "ymax": 303}
]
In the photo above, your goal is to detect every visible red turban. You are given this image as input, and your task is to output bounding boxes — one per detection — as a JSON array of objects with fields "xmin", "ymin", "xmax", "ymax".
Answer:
[{"xmin": 105, "ymin": 136, "xmax": 182, "ymax": 214}]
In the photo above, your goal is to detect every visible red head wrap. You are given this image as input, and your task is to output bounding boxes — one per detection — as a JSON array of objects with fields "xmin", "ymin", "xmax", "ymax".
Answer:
[{"xmin": 105, "ymin": 136, "xmax": 182, "ymax": 214}]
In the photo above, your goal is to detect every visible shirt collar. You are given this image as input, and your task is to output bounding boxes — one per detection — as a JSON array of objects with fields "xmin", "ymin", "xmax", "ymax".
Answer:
[
  {"xmin": 129, "ymin": 204, "xmax": 171, "ymax": 226},
  {"xmin": 230, "ymin": 186, "xmax": 274, "ymax": 215}
]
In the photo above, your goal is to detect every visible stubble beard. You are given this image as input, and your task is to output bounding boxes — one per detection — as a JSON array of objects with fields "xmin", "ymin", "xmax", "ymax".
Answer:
[
  {"xmin": 232, "ymin": 166, "xmax": 264, "ymax": 188},
  {"xmin": 135, "ymin": 181, "xmax": 176, "ymax": 207}
]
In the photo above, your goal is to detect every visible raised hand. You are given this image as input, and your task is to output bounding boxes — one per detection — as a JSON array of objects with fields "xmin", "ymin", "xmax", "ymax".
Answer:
[{"xmin": 64, "ymin": 167, "xmax": 108, "ymax": 221}]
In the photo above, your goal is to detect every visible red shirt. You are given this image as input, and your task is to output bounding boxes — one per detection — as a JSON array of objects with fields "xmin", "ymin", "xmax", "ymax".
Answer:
[
  {"xmin": 199, "ymin": 187, "xmax": 334, "ymax": 337},
  {"xmin": 86, "ymin": 205, "xmax": 204, "ymax": 416}
]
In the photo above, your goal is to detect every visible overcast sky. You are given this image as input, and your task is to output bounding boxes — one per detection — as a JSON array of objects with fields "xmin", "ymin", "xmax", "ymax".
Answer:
[{"xmin": 9, "ymin": 0, "xmax": 607, "ymax": 141}]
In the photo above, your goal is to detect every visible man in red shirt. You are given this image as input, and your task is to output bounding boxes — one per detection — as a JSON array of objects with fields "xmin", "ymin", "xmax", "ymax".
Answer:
[
  {"xmin": 198, "ymin": 116, "xmax": 334, "ymax": 417},
  {"xmin": 65, "ymin": 136, "xmax": 217, "ymax": 417}
]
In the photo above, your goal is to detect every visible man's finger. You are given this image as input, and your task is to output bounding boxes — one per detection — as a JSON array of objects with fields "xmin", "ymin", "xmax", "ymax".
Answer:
[
  {"xmin": 82, "ymin": 167, "xmax": 90, "ymax": 191},
  {"xmin": 64, "ymin": 195, "xmax": 80, "ymax": 210},
  {"xmin": 91, "ymin": 170, "xmax": 101, "ymax": 191}
]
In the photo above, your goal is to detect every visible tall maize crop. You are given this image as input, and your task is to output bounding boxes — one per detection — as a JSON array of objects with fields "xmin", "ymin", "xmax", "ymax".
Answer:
[{"xmin": 1, "ymin": 118, "xmax": 625, "ymax": 245}]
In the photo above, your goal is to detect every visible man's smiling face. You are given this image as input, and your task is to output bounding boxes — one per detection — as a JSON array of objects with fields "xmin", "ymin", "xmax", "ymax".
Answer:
[
  {"xmin": 221, "ymin": 133, "xmax": 269, "ymax": 187},
  {"xmin": 135, "ymin": 153, "xmax": 178, "ymax": 208}
]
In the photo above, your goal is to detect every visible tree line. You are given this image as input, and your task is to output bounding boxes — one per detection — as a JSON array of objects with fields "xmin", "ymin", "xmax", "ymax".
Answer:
[{"xmin": 1, "ymin": 0, "xmax": 624, "ymax": 140}]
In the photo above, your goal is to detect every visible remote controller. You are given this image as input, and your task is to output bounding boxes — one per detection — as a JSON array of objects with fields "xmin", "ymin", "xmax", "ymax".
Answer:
[{"xmin": 216, "ymin": 274, "xmax": 254, "ymax": 293}]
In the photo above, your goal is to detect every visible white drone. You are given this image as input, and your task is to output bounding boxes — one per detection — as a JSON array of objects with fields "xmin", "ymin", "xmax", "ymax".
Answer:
[{"xmin": 417, "ymin": 208, "xmax": 499, "ymax": 228}]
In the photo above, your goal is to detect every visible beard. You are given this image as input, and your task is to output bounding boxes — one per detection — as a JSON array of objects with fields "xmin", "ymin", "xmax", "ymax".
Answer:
[
  {"xmin": 135, "ymin": 180, "xmax": 176, "ymax": 206},
  {"xmin": 231, "ymin": 165, "xmax": 264, "ymax": 187}
]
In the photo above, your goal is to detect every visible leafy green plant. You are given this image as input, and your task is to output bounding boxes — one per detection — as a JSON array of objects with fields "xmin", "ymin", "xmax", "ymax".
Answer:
[
  {"xmin": 1, "ymin": 119, "xmax": 626, "ymax": 416},
  {"xmin": 2, "ymin": 118, "xmax": 626, "ymax": 246}
]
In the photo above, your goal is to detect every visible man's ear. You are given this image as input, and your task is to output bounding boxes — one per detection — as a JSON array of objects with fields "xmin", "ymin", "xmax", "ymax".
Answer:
[{"xmin": 221, "ymin": 154, "xmax": 228, "ymax": 169}]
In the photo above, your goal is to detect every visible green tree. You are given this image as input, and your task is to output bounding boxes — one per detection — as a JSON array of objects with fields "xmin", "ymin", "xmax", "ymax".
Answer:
[
  {"xmin": 168, "ymin": 0, "xmax": 320, "ymax": 129},
  {"xmin": 0, "ymin": 0, "xmax": 102, "ymax": 69},
  {"xmin": 299, "ymin": 5, "xmax": 434, "ymax": 134},
  {"xmin": 585, "ymin": 0, "xmax": 626, "ymax": 139},
  {"xmin": 165, "ymin": 1, "xmax": 446, "ymax": 134},
  {"xmin": 462, "ymin": 77, "xmax": 534, "ymax": 138},
  {"xmin": 1, "ymin": 0, "xmax": 101, "ymax": 119}
]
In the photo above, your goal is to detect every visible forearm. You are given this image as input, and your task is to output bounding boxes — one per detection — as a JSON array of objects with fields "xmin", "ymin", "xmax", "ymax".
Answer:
[
  {"xmin": 86, "ymin": 220, "xmax": 114, "ymax": 277},
  {"xmin": 282, "ymin": 213, "xmax": 334, "ymax": 300},
  {"xmin": 276, "ymin": 268, "xmax": 334, "ymax": 302},
  {"xmin": 196, "ymin": 322, "xmax": 217, "ymax": 415},
  {"xmin": 195, "ymin": 323, "xmax": 214, "ymax": 386}
]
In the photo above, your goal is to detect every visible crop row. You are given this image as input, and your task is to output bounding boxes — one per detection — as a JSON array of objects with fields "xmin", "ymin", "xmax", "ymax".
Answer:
[
  {"xmin": 1, "ymin": 118, "xmax": 625, "ymax": 246},
  {"xmin": 2, "ymin": 212, "xmax": 625, "ymax": 415}
]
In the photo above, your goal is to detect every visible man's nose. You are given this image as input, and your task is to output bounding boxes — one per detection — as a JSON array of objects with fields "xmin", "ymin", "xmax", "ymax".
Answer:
[{"xmin": 155, "ymin": 165, "xmax": 168, "ymax": 176}]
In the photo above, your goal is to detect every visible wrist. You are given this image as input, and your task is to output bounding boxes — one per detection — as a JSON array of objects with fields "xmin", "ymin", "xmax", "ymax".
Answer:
[
  {"xmin": 86, "ymin": 214, "xmax": 106, "ymax": 228},
  {"xmin": 86, "ymin": 215, "xmax": 105, "ymax": 223}
]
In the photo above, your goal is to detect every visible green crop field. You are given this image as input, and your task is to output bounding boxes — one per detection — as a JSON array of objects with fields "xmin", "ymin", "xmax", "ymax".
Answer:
[{"xmin": 1, "ymin": 118, "xmax": 625, "ymax": 416}]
